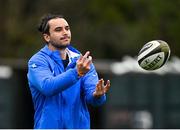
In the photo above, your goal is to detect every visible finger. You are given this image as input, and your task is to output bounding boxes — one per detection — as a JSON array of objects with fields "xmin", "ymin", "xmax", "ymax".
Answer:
[
  {"xmin": 96, "ymin": 85, "xmax": 100, "ymax": 92},
  {"xmin": 96, "ymin": 79, "xmax": 102, "ymax": 91},
  {"xmin": 100, "ymin": 79, "xmax": 105, "ymax": 91},
  {"xmin": 104, "ymin": 80, "xmax": 110, "ymax": 93},
  {"xmin": 82, "ymin": 51, "xmax": 90, "ymax": 63},
  {"xmin": 83, "ymin": 51, "xmax": 90, "ymax": 58},
  {"xmin": 77, "ymin": 54, "xmax": 83, "ymax": 62},
  {"xmin": 84, "ymin": 56, "xmax": 92, "ymax": 67},
  {"xmin": 99, "ymin": 78, "xmax": 103, "ymax": 85},
  {"xmin": 98, "ymin": 79, "xmax": 104, "ymax": 92}
]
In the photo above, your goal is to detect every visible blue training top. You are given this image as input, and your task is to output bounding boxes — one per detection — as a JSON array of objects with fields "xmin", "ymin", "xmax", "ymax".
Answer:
[{"xmin": 27, "ymin": 45, "xmax": 106, "ymax": 129}]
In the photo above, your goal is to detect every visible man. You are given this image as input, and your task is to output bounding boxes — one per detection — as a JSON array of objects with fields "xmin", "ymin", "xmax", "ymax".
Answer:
[{"xmin": 27, "ymin": 14, "xmax": 110, "ymax": 129}]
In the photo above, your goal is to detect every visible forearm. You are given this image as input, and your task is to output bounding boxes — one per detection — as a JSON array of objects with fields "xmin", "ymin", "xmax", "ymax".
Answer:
[
  {"xmin": 29, "ymin": 68, "xmax": 79, "ymax": 96},
  {"xmin": 86, "ymin": 92, "xmax": 106, "ymax": 106}
]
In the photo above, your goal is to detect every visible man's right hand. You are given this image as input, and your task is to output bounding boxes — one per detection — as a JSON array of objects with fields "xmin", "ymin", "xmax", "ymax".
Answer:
[{"xmin": 76, "ymin": 51, "xmax": 92, "ymax": 77}]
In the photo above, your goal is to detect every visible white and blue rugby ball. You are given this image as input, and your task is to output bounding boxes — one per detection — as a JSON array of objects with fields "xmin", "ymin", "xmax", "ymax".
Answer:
[{"xmin": 137, "ymin": 40, "xmax": 170, "ymax": 70}]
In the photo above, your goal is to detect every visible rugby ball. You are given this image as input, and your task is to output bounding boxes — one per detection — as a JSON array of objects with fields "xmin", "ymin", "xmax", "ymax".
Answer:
[{"xmin": 137, "ymin": 40, "xmax": 170, "ymax": 70}]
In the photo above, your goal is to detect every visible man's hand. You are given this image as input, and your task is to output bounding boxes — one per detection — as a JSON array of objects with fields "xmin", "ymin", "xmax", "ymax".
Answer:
[
  {"xmin": 76, "ymin": 51, "xmax": 92, "ymax": 77},
  {"xmin": 93, "ymin": 79, "xmax": 110, "ymax": 98}
]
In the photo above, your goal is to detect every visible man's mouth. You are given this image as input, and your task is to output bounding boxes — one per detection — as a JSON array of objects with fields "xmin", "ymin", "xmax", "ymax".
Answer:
[{"xmin": 60, "ymin": 36, "xmax": 70, "ymax": 40}]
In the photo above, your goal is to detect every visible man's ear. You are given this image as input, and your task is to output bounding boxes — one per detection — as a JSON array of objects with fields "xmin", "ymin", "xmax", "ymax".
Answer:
[{"xmin": 43, "ymin": 34, "xmax": 50, "ymax": 42}]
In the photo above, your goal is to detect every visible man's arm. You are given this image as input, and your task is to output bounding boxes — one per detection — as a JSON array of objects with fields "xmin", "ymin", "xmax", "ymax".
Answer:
[
  {"xmin": 28, "ymin": 59, "xmax": 79, "ymax": 96},
  {"xmin": 28, "ymin": 51, "xmax": 92, "ymax": 97},
  {"xmin": 82, "ymin": 64, "xmax": 110, "ymax": 106}
]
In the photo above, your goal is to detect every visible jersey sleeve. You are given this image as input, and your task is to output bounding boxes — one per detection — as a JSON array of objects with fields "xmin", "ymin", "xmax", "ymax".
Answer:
[
  {"xmin": 82, "ymin": 64, "xmax": 106, "ymax": 106},
  {"xmin": 27, "ymin": 56, "xmax": 79, "ymax": 97}
]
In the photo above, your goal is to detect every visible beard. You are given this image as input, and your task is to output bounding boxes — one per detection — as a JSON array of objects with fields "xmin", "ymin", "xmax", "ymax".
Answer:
[{"xmin": 49, "ymin": 40, "xmax": 70, "ymax": 49}]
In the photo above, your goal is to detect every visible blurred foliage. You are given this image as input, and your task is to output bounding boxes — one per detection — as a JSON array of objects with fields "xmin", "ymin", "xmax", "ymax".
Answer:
[{"xmin": 0, "ymin": 0, "xmax": 179, "ymax": 59}]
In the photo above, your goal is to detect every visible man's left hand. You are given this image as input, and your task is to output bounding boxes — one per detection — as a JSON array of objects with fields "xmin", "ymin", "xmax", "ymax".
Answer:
[{"xmin": 93, "ymin": 79, "xmax": 110, "ymax": 98}]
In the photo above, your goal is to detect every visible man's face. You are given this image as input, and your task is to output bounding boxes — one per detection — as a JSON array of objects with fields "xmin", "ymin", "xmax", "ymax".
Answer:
[{"xmin": 44, "ymin": 18, "xmax": 71, "ymax": 49}]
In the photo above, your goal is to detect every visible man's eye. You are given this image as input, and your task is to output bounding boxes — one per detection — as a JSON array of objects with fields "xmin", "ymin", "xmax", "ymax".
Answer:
[
  {"xmin": 56, "ymin": 29, "xmax": 61, "ymax": 31},
  {"xmin": 65, "ymin": 26, "xmax": 70, "ymax": 30},
  {"xmin": 55, "ymin": 27, "xmax": 62, "ymax": 31}
]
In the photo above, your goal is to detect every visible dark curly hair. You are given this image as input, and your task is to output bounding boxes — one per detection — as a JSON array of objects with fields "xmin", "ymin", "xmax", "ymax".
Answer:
[{"xmin": 38, "ymin": 13, "xmax": 64, "ymax": 34}]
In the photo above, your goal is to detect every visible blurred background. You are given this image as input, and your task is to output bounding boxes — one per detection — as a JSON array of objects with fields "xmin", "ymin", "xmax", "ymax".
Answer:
[{"xmin": 0, "ymin": 0, "xmax": 180, "ymax": 128}]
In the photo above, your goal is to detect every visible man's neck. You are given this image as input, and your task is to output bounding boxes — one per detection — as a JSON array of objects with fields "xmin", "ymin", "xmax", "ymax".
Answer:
[{"xmin": 48, "ymin": 44, "xmax": 67, "ymax": 60}]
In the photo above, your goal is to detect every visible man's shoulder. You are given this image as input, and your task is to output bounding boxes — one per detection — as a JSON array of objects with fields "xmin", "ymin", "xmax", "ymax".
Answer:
[{"xmin": 28, "ymin": 49, "xmax": 47, "ymax": 64}]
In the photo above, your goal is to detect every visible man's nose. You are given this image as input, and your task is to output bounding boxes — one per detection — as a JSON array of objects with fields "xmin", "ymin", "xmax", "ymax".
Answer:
[{"xmin": 62, "ymin": 28, "xmax": 68, "ymax": 34}]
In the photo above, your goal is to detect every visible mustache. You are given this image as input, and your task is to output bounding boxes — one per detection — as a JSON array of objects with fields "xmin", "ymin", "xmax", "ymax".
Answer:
[{"xmin": 60, "ymin": 35, "xmax": 71, "ymax": 40}]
